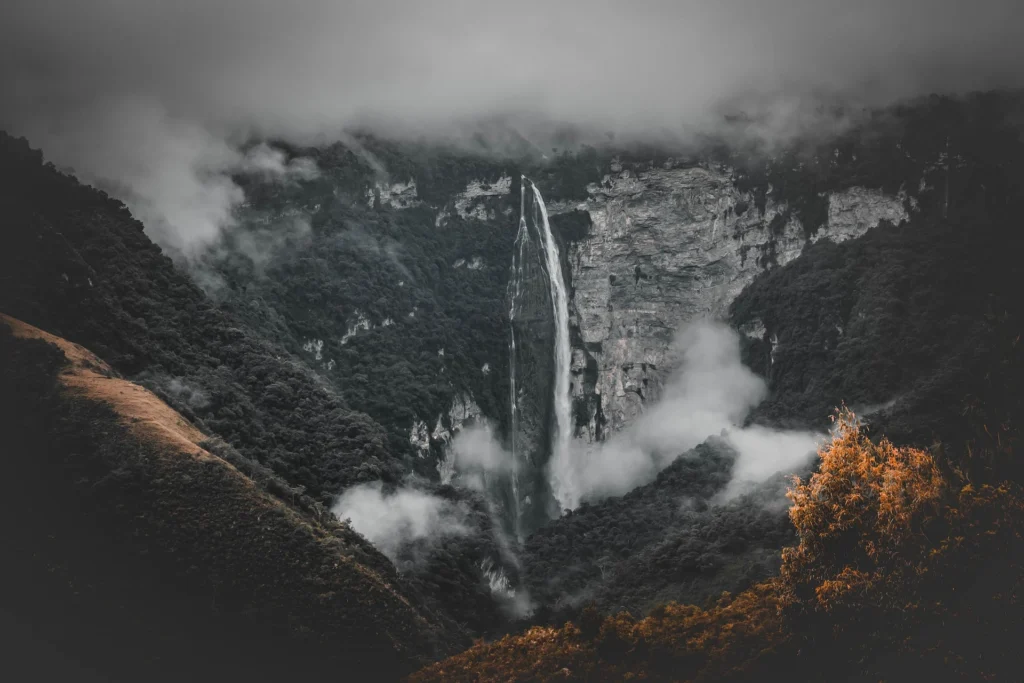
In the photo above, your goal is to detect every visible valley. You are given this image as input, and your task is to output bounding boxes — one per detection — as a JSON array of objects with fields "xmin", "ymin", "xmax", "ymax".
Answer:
[{"xmin": 1, "ymin": 90, "xmax": 1023, "ymax": 681}]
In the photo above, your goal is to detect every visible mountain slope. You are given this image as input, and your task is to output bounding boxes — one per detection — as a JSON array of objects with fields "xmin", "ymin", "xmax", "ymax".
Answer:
[
  {"xmin": 412, "ymin": 414, "xmax": 1024, "ymax": 682},
  {"xmin": 0, "ymin": 132, "xmax": 403, "ymax": 501},
  {"xmin": 0, "ymin": 314, "xmax": 464, "ymax": 680}
]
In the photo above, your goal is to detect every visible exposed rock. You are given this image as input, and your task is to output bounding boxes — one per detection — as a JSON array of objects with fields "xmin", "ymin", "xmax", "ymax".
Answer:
[
  {"xmin": 302, "ymin": 338, "xmax": 324, "ymax": 360},
  {"xmin": 340, "ymin": 310, "xmax": 372, "ymax": 345},
  {"xmin": 433, "ymin": 394, "xmax": 484, "ymax": 481},
  {"xmin": 739, "ymin": 318, "xmax": 767, "ymax": 340},
  {"xmin": 437, "ymin": 175, "xmax": 513, "ymax": 226},
  {"xmin": 560, "ymin": 165, "xmax": 909, "ymax": 439},
  {"xmin": 432, "ymin": 394, "xmax": 483, "ymax": 444},
  {"xmin": 367, "ymin": 179, "xmax": 420, "ymax": 209},
  {"xmin": 453, "ymin": 256, "xmax": 484, "ymax": 270},
  {"xmin": 409, "ymin": 420, "xmax": 431, "ymax": 458},
  {"xmin": 813, "ymin": 187, "xmax": 909, "ymax": 244}
]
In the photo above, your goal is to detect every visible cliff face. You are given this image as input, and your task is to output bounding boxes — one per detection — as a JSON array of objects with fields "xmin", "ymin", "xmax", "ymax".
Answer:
[{"xmin": 550, "ymin": 163, "xmax": 909, "ymax": 441}]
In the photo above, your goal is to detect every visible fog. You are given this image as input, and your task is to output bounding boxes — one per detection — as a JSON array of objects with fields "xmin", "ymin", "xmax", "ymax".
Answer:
[
  {"xmin": 548, "ymin": 321, "xmax": 821, "ymax": 509},
  {"xmin": 441, "ymin": 423, "xmax": 515, "ymax": 491},
  {"xmin": 2, "ymin": 1, "xmax": 1023, "ymax": 253},
  {"xmin": 331, "ymin": 482, "xmax": 469, "ymax": 561}
]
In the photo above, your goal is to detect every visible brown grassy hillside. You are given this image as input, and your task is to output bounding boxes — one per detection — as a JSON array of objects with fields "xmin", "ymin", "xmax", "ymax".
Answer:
[{"xmin": 0, "ymin": 314, "xmax": 465, "ymax": 681}]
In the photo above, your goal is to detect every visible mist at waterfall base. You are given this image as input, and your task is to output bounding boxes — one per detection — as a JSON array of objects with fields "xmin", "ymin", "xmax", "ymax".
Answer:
[
  {"xmin": 548, "ymin": 321, "xmax": 822, "ymax": 510},
  {"xmin": 335, "ymin": 431, "xmax": 536, "ymax": 618}
]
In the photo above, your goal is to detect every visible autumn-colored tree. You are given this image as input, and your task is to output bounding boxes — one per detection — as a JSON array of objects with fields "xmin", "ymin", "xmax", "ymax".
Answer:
[
  {"xmin": 781, "ymin": 407, "xmax": 946, "ymax": 613},
  {"xmin": 412, "ymin": 408, "xmax": 1024, "ymax": 682}
]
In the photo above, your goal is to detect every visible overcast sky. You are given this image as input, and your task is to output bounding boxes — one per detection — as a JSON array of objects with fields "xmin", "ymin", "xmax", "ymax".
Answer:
[{"xmin": 2, "ymin": 0, "xmax": 1022, "ymax": 253}]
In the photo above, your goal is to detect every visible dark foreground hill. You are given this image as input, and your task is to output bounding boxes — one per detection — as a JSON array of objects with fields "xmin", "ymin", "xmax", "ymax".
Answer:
[
  {"xmin": 0, "ymin": 314, "xmax": 464, "ymax": 681},
  {"xmin": 413, "ymin": 411, "xmax": 1024, "ymax": 682}
]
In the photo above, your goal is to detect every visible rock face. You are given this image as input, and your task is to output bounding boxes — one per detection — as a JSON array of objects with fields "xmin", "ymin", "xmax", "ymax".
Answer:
[
  {"xmin": 438, "ymin": 175, "xmax": 514, "ymax": 226},
  {"xmin": 550, "ymin": 163, "xmax": 909, "ymax": 441},
  {"xmin": 407, "ymin": 392, "xmax": 484, "ymax": 465},
  {"xmin": 367, "ymin": 180, "xmax": 421, "ymax": 209}
]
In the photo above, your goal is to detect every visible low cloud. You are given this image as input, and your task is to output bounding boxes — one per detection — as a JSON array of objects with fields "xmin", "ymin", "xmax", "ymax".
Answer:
[
  {"xmin": 3, "ymin": 1, "xmax": 1023, "ymax": 258},
  {"xmin": 238, "ymin": 143, "xmax": 319, "ymax": 181},
  {"xmin": 164, "ymin": 377, "xmax": 211, "ymax": 410},
  {"xmin": 548, "ymin": 320, "xmax": 820, "ymax": 509},
  {"xmin": 441, "ymin": 422, "xmax": 515, "ymax": 491},
  {"xmin": 333, "ymin": 226, "xmax": 413, "ymax": 282},
  {"xmin": 331, "ymin": 482, "xmax": 469, "ymax": 561},
  {"xmin": 4, "ymin": 97, "xmax": 318, "ymax": 260}
]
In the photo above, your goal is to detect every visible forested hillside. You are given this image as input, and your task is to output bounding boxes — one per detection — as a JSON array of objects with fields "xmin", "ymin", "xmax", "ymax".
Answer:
[
  {"xmin": 0, "ymin": 315, "xmax": 464, "ymax": 680},
  {"xmin": 730, "ymin": 92, "xmax": 1024, "ymax": 456},
  {"xmin": 0, "ymin": 132, "xmax": 400, "ymax": 500},
  {"xmin": 0, "ymin": 131, "xmax": 521, "ymax": 639}
]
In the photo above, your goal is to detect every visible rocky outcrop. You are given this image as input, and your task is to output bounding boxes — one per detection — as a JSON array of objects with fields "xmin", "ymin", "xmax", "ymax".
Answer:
[
  {"xmin": 815, "ymin": 187, "xmax": 911, "ymax": 244},
  {"xmin": 433, "ymin": 393, "xmax": 483, "ymax": 444},
  {"xmin": 553, "ymin": 163, "xmax": 909, "ymax": 440},
  {"xmin": 407, "ymin": 392, "xmax": 484, "ymax": 463},
  {"xmin": 437, "ymin": 175, "xmax": 514, "ymax": 226},
  {"xmin": 367, "ymin": 179, "xmax": 421, "ymax": 209}
]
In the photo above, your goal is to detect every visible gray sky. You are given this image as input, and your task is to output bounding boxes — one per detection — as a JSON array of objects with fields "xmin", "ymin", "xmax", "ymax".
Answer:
[{"xmin": 2, "ymin": 0, "xmax": 1022, "ymax": 252}]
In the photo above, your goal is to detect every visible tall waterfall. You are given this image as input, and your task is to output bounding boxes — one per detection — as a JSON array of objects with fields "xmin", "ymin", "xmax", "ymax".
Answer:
[
  {"xmin": 507, "ymin": 182, "xmax": 530, "ymax": 539},
  {"xmin": 508, "ymin": 177, "xmax": 574, "ymax": 519}
]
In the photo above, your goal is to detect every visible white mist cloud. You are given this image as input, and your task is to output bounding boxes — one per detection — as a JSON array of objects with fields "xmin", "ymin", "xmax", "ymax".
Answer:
[
  {"xmin": 2, "ymin": 95, "xmax": 318, "ymax": 259},
  {"xmin": 164, "ymin": 377, "xmax": 211, "ymax": 410},
  {"xmin": 442, "ymin": 422, "xmax": 515, "ymax": 491},
  {"xmin": 225, "ymin": 215, "xmax": 313, "ymax": 270},
  {"xmin": 239, "ymin": 143, "xmax": 319, "ymax": 181},
  {"xmin": 2, "ymin": 1, "xmax": 1023, "ymax": 254},
  {"xmin": 548, "ymin": 320, "xmax": 820, "ymax": 509},
  {"xmin": 331, "ymin": 482, "xmax": 469, "ymax": 561}
]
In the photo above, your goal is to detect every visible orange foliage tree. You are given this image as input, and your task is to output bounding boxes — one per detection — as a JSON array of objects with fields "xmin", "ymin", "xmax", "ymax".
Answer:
[
  {"xmin": 412, "ymin": 407, "xmax": 1024, "ymax": 682},
  {"xmin": 780, "ymin": 407, "xmax": 946, "ymax": 615}
]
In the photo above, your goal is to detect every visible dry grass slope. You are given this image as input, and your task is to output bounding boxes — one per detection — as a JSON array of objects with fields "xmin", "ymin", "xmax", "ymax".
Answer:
[{"xmin": 0, "ymin": 314, "xmax": 463, "ymax": 680}]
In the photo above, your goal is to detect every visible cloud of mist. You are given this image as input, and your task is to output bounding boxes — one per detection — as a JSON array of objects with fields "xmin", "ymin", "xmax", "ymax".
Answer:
[
  {"xmin": 441, "ymin": 422, "xmax": 515, "ymax": 491},
  {"xmin": 334, "ymin": 225, "xmax": 413, "ymax": 282},
  {"xmin": 548, "ymin": 321, "xmax": 820, "ymax": 509},
  {"xmin": 164, "ymin": 377, "xmax": 211, "ymax": 410},
  {"xmin": 331, "ymin": 482, "xmax": 469, "ymax": 561},
  {"xmin": 2, "ymin": 1, "xmax": 1023, "ymax": 255},
  {"xmin": 1, "ymin": 96, "xmax": 319, "ymax": 259}
]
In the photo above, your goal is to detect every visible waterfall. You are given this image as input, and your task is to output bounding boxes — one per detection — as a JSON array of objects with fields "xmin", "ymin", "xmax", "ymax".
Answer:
[
  {"xmin": 527, "ymin": 179, "xmax": 574, "ymax": 512},
  {"xmin": 507, "ymin": 182, "xmax": 530, "ymax": 538},
  {"xmin": 508, "ymin": 177, "xmax": 575, "ymax": 522},
  {"xmin": 530, "ymin": 182, "xmax": 574, "ymax": 512}
]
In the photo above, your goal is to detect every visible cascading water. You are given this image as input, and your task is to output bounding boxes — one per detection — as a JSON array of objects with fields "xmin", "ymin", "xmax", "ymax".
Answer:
[
  {"xmin": 530, "ymin": 181, "xmax": 575, "ymax": 513},
  {"xmin": 507, "ymin": 183, "xmax": 530, "ymax": 539},
  {"xmin": 508, "ymin": 177, "xmax": 575, "ymax": 518}
]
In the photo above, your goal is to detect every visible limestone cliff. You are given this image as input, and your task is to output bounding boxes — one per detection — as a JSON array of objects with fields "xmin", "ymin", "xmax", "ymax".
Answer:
[{"xmin": 548, "ymin": 162, "xmax": 909, "ymax": 441}]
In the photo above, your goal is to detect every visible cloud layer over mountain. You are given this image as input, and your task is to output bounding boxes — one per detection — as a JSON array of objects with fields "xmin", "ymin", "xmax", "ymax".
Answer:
[{"xmin": 2, "ymin": 0, "xmax": 1022, "ymax": 251}]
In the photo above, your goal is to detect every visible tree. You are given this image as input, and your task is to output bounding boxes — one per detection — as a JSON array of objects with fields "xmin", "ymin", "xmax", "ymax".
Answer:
[{"xmin": 781, "ymin": 406, "xmax": 945, "ymax": 611}]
